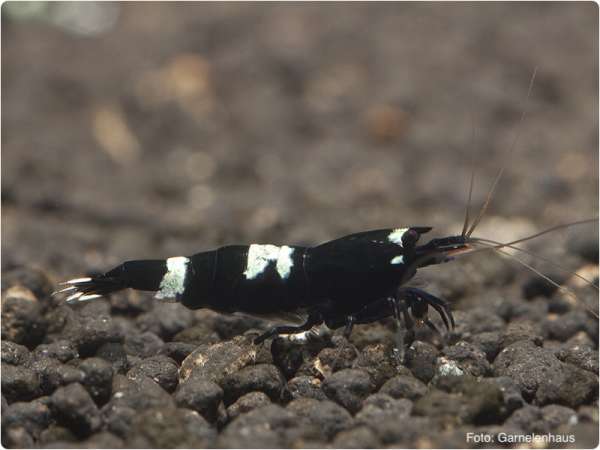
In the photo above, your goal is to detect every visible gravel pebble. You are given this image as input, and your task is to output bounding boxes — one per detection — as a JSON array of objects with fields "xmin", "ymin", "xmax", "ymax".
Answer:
[
  {"xmin": 355, "ymin": 393, "xmax": 412, "ymax": 427},
  {"xmin": 434, "ymin": 356, "xmax": 465, "ymax": 379},
  {"xmin": 158, "ymin": 341, "xmax": 198, "ymax": 363},
  {"xmin": 322, "ymin": 368, "xmax": 375, "ymax": 414},
  {"xmin": 172, "ymin": 324, "xmax": 221, "ymax": 346},
  {"xmin": 451, "ymin": 307, "xmax": 505, "ymax": 339},
  {"xmin": 109, "ymin": 291, "xmax": 154, "ymax": 315},
  {"xmin": 555, "ymin": 343, "xmax": 599, "ymax": 373},
  {"xmin": 348, "ymin": 322, "xmax": 396, "ymax": 350},
  {"xmin": 1, "ymin": 363, "xmax": 41, "ymax": 402},
  {"xmin": 415, "ymin": 376, "xmax": 504, "ymax": 425},
  {"xmin": 487, "ymin": 376, "xmax": 525, "ymax": 414},
  {"xmin": 577, "ymin": 405, "xmax": 599, "ymax": 423},
  {"xmin": 27, "ymin": 357, "xmax": 85, "ymax": 395},
  {"xmin": 543, "ymin": 310, "xmax": 589, "ymax": 342},
  {"xmin": 217, "ymin": 404, "xmax": 318, "ymax": 448},
  {"xmin": 1, "ymin": 286, "xmax": 47, "ymax": 348},
  {"xmin": 212, "ymin": 314, "xmax": 266, "ymax": 341},
  {"xmin": 2, "ymin": 399, "xmax": 52, "ymax": 439},
  {"xmin": 363, "ymin": 415, "xmax": 435, "ymax": 447},
  {"xmin": 33, "ymin": 340, "xmax": 78, "ymax": 363},
  {"xmin": 505, "ymin": 404, "xmax": 578, "ymax": 434},
  {"xmin": 2, "ymin": 266, "xmax": 54, "ymax": 300},
  {"xmin": 78, "ymin": 357, "xmax": 113, "ymax": 405},
  {"xmin": 135, "ymin": 303, "xmax": 194, "ymax": 340},
  {"xmin": 412, "ymin": 390, "xmax": 459, "ymax": 426},
  {"xmin": 123, "ymin": 331, "xmax": 164, "ymax": 358},
  {"xmin": 174, "ymin": 377, "xmax": 224, "ymax": 422},
  {"xmin": 226, "ymin": 391, "xmax": 271, "ymax": 422},
  {"xmin": 522, "ymin": 273, "xmax": 563, "ymax": 299},
  {"xmin": 298, "ymin": 344, "xmax": 358, "ymax": 377},
  {"xmin": 79, "ymin": 431, "xmax": 124, "ymax": 448},
  {"xmin": 535, "ymin": 363, "xmax": 598, "ymax": 408},
  {"xmin": 567, "ymin": 231, "xmax": 599, "ymax": 263},
  {"xmin": 60, "ymin": 309, "xmax": 123, "ymax": 356},
  {"xmin": 352, "ymin": 343, "xmax": 399, "ymax": 389},
  {"xmin": 125, "ymin": 407, "xmax": 216, "ymax": 448},
  {"xmin": 495, "ymin": 295, "xmax": 550, "ymax": 323},
  {"xmin": 38, "ymin": 425, "xmax": 77, "ymax": 446},
  {"xmin": 179, "ymin": 336, "xmax": 257, "ymax": 385},
  {"xmin": 493, "ymin": 340, "xmax": 597, "ymax": 407},
  {"xmin": 221, "ymin": 363, "xmax": 286, "ymax": 405},
  {"xmin": 542, "ymin": 404, "xmax": 579, "ymax": 428},
  {"xmin": 287, "ymin": 376, "xmax": 327, "ymax": 400},
  {"xmin": 127, "ymin": 355, "xmax": 179, "ymax": 392},
  {"xmin": 500, "ymin": 319, "xmax": 544, "ymax": 348},
  {"xmin": 50, "ymin": 383, "xmax": 102, "ymax": 437},
  {"xmin": 441, "ymin": 341, "xmax": 491, "ymax": 377},
  {"xmin": 2, "ymin": 425, "xmax": 35, "ymax": 448},
  {"xmin": 404, "ymin": 341, "xmax": 439, "ymax": 383},
  {"xmin": 126, "ymin": 355, "xmax": 142, "ymax": 369},
  {"xmin": 379, "ymin": 374, "xmax": 427, "ymax": 400},
  {"xmin": 546, "ymin": 291, "xmax": 576, "ymax": 314},
  {"xmin": 95, "ymin": 342, "xmax": 129, "ymax": 374},
  {"xmin": 1, "ymin": 340, "xmax": 31, "ymax": 366},
  {"xmin": 100, "ymin": 404, "xmax": 136, "ymax": 439},
  {"xmin": 467, "ymin": 331, "xmax": 502, "ymax": 361},
  {"xmin": 287, "ymin": 397, "xmax": 353, "ymax": 440},
  {"xmin": 493, "ymin": 340, "xmax": 562, "ymax": 401},
  {"xmin": 108, "ymin": 373, "xmax": 175, "ymax": 411},
  {"xmin": 332, "ymin": 425, "xmax": 382, "ymax": 448}
]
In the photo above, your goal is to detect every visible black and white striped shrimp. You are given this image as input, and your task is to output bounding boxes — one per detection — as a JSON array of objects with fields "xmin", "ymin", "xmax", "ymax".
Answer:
[{"xmin": 54, "ymin": 68, "xmax": 598, "ymax": 348}]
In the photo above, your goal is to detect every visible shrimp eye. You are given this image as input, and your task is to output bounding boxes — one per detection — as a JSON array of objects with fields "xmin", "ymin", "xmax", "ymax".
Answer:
[{"xmin": 402, "ymin": 229, "xmax": 420, "ymax": 247}]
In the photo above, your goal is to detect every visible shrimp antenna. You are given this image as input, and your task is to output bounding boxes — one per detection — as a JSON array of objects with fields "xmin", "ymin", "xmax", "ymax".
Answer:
[
  {"xmin": 466, "ymin": 67, "xmax": 538, "ymax": 237},
  {"xmin": 475, "ymin": 243, "xmax": 598, "ymax": 319},
  {"xmin": 468, "ymin": 218, "xmax": 597, "ymax": 252},
  {"xmin": 471, "ymin": 236, "xmax": 599, "ymax": 290},
  {"xmin": 461, "ymin": 167, "xmax": 476, "ymax": 237},
  {"xmin": 461, "ymin": 111, "xmax": 478, "ymax": 237}
]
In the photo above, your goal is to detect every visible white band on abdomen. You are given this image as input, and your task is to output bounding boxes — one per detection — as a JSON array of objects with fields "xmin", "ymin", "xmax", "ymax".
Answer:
[
  {"xmin": 244, "ymin": 244, "xmax": 295, "ymax": 280},
  {"xmin": 155, "ymin": 256, "xmax": 189, "ymax": 300}
]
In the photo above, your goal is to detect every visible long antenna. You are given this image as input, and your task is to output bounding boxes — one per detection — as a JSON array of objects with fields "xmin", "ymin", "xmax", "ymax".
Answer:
[
  {"xmin": 472, "ymin": 236, "xmax": 599, "ymax": 290},
  {"xmin": 468, "ymin": 218, "xmax": 597, "ymax": 253},
  {"xmin": 461, "ymin": 168, "xmax": 476, "ymax": 237},
  {"xmin": 461, "ymin": 111, "xmax": 478, "ymax": 237},
  {"xmin": 466, "ymin": 67, "xmax": 538, "ymax": 237},
  {"xmin": 492, "ymin": 247, "xmax": 598, "ymax": 319}
]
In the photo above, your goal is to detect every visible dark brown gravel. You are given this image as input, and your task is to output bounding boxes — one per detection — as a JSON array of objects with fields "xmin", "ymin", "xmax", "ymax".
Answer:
[{"xmin": 2, "ymin": 3, "xmax": 598, "ymax": 448}]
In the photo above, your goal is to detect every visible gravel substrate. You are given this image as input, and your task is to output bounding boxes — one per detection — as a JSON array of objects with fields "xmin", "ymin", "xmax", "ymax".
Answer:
[
  {"xmin": 1, "ymin": 261, "xmax": 598, "ymax": 448},
  {"xmin": 2, "ymin": 3, "xmax": 598, "ymax": 448}
]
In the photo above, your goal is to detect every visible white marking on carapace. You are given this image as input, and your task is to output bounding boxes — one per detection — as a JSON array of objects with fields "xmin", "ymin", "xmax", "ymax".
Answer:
[
  {"xmin": 155, "ymin": 256, "xmax": 189, "ymax": 300},
  {"xmin": 390, "ymin": 255, "xmax": 404, "ymax": 265},
  {"xmin": 244, "ymin": 244, "xmax": 295, "ymax": 280},
  {"xmin": 388, "ymin": 228, "xmax": 410, "ymax": 246}
]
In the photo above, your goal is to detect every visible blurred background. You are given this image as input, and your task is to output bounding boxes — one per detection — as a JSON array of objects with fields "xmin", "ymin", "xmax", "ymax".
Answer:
[{"xmin": 2, "ymin": 2, "xmax": 598, "ymax": 280}]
